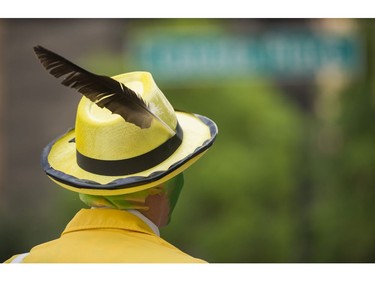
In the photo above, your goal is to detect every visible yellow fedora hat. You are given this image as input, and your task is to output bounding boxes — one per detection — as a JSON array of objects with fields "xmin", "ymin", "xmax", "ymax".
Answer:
[{"xmin": 35, "ymin": 46, "xmax": 218, "ymax": 196}]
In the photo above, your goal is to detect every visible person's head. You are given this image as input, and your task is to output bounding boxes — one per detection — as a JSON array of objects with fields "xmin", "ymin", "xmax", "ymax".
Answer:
[
  {"xmin": 35, "ymin": 46, "xmax": 217, "ymax": 225},
  {"xmin": 79, "ymin": 173, "xmax": 184, "ymax": 227}
]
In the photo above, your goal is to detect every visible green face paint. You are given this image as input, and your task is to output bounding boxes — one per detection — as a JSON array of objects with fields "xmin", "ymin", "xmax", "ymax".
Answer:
[{"xmin": 79, "ymin": 173, "xmax": 185, "ymax": 225}]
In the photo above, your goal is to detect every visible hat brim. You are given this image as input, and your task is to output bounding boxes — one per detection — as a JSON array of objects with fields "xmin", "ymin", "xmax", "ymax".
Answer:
[{"xmin": 41, "ymin": 111, "xmax": 217, "ymax": 196}]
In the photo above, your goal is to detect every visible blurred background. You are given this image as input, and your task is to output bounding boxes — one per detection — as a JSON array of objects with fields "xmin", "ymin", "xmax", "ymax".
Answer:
[{"xmin": 0, "ymin": 18, "xmax": 374, "ymax": 263}]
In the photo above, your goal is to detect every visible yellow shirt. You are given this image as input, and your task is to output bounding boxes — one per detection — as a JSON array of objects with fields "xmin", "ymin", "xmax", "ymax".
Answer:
[{"xmin": 5, "ymin": 208, "xmax": 206, "ymax": 263}]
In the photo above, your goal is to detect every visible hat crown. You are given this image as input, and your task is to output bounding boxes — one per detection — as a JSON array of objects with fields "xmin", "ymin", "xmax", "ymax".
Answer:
[{"xmin": 75, "ymin": 72, "xmax": 178, "ymax": 161}]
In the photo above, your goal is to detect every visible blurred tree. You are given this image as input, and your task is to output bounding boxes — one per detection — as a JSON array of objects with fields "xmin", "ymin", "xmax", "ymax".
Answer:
[
  {"xmin": 311, "ymin": 19, "xmax": 375, "ymax": 262},
  {"xmin": 161, "ymin": 79, "xmax": 304, "ymax": 262}
]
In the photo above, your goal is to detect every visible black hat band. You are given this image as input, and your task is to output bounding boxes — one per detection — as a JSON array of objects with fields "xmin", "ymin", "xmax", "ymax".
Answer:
[{"xmin": 76, "ymin": 123, "xmax": 183, "ymax": 176}]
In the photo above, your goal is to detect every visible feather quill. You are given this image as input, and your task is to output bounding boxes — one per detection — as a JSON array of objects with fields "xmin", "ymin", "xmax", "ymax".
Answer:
[{"xmin": 33, "ymin": 45, "xmax": 173, "ymax": 133}]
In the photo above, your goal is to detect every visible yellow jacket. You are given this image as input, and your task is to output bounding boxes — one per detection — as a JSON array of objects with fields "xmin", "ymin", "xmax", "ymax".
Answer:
[{"xmin": 5, "ymin": 208, "xmax": 206, "ymax": 263}]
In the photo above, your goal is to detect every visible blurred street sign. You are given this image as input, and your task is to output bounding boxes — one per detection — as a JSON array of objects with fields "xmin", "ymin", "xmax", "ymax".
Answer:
[{"xmin": 126, "ymin": 29, "xmax": 363, "ymax": 83}]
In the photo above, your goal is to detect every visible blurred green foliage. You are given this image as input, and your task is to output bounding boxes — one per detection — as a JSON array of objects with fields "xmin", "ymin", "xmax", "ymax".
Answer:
[
  {"xmin": 160, "ymin": 79, "xmax": 305, "ymax": 262},
  {"xmin": 309, "ymin": 21, "xmax": 375, "ymax": 262},
  {"xmin": 311, "ymin": 82, "xmax": 375, "ymax": 262}
]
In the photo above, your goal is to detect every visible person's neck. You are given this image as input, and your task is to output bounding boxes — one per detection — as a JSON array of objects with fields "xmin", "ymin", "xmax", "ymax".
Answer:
[{"xmin": 127, "ymin": 209, "xmax": 160, "ymax": 236}]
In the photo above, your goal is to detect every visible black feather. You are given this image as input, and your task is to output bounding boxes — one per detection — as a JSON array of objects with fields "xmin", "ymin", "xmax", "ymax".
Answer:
[{"xmin": 33, "ymin": 45, "xmax": 167, "ymax": 130}]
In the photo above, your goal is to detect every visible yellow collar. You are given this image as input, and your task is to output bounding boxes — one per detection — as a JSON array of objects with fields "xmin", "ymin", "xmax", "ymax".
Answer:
[{"xmin": 62, "ymin": 208, "xmax": 157, "ymax": 237}]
